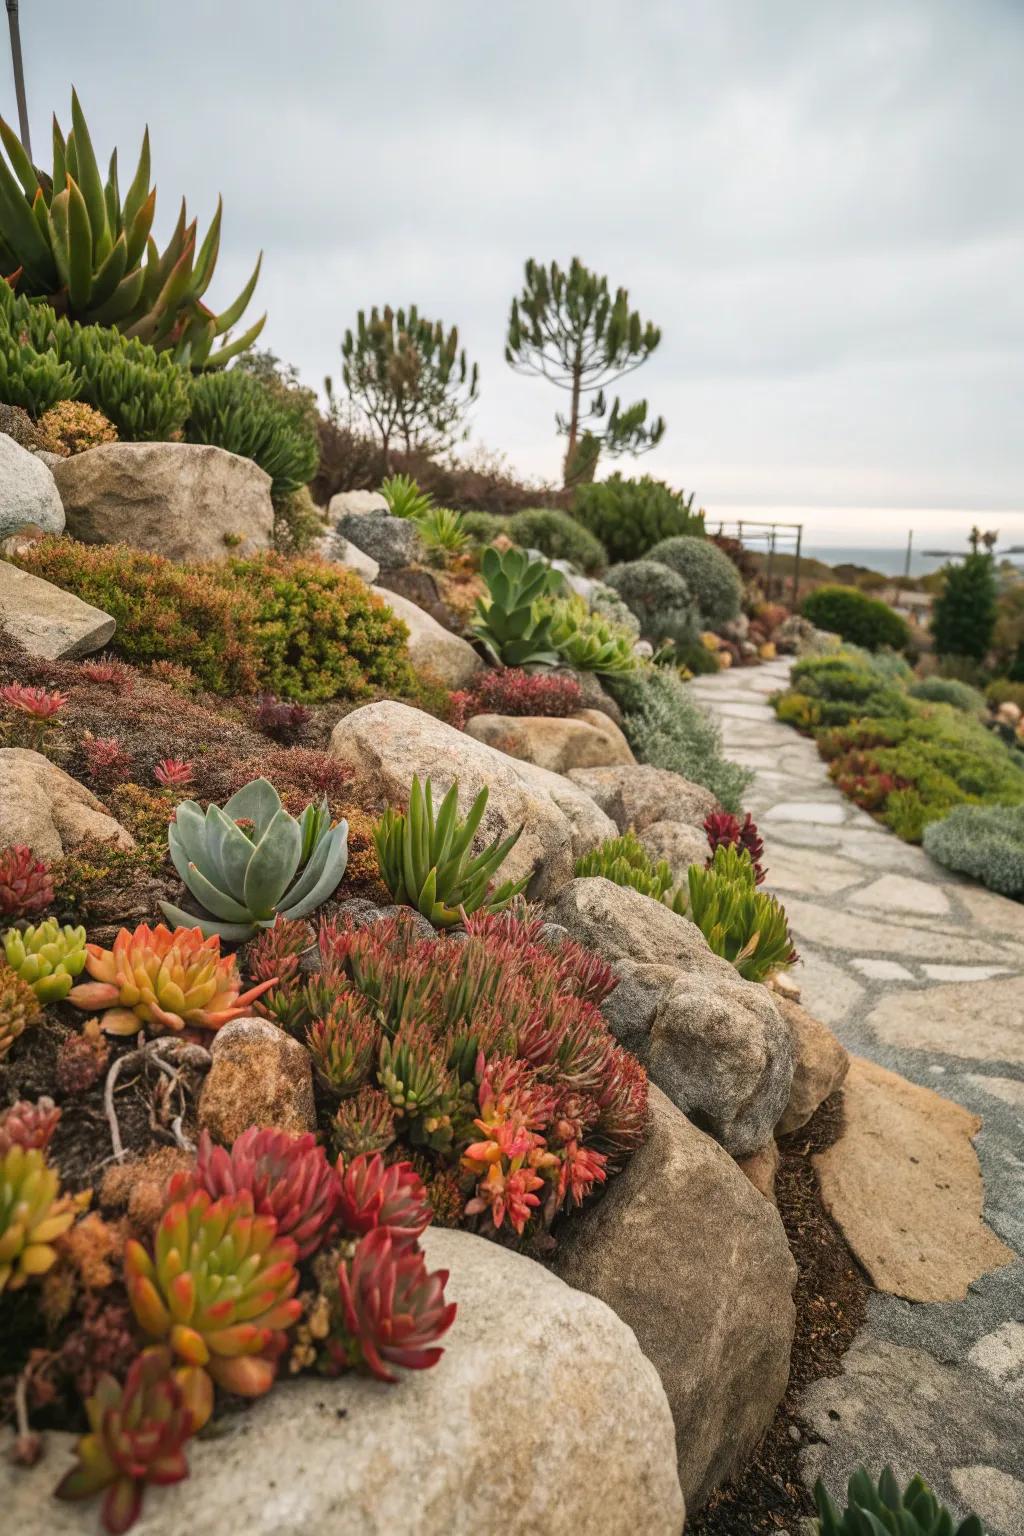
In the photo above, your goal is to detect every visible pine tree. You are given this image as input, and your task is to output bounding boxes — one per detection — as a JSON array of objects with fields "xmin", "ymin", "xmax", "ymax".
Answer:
[
  {"xmin": 931, "ymin": 544, "xmax": 998, "ymax": 661},
  {"xmin": 505, "ymin": 257, "xmax": 665, "ymax": 485}
]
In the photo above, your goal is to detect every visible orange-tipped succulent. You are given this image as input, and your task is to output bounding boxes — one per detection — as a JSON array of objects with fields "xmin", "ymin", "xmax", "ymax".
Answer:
[
  {"xmin": 194, "ymin": 1128, "xmax": 339, "ymax": 1262},
  {"xmin": 68, "ymin": 923, "xmax": 276, "ymax": 1036},
  {"xmin": 0, "ymin": 1143, "xmax": 81, "ymax": 1293},
  {"xmin": 55, "ymin": 1346, "xmax": 192, "ymax": 1535},
  {"xmin": 124, "ymin": 1179, "xmax": 301, "ymax": 1428}
]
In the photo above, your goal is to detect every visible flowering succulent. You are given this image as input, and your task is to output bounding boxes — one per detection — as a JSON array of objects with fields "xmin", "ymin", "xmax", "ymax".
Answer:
[
  {"xmin": 55, "ymin": 1347, "xmax": 192, "ymax": 1535},
  {"xmin": 0, "ymin": 1096, "xmax": 61, "ymax": 1154},
  {"xmin": 336, "ymin": 1154, "xmax": 431, "ymax": 1248},
  {"xmin": 3, "ymin": 919, "xmax": 88, "ymax": 1001},
  {"xmin": 0, "ymin": 681, "xmax": 68, "ymax": 718},
  {"xmin": 0, "ymin": 962, "xmax": 43, "ymax": 1057},
  {"xmin": 194, "ymin": 1128, "xmax": 339, "ymax": 1261},
  {"xmin": 124, "ymin": 1181, "xmax": 302, "ymax": 1425},
  {"xmin": 330, "ymin": 1085, "xmax": 397, "ymax": 1162},
  {"xmin": 68, "ymin": 922, "xmax": 277, "ymax": 1036},
  {"xmin": 704, "ymin": 810, "xmax": 766, "ymax": 884},
  {"xmin": 0, "ymin": 843, "xmax": 54, "ymax": 919},
  {"xmin": 331, "ymin": 1227, "xmax": 456, "ymax": 1383},
  {"xmin": 307, "ymin": 993, "xmax": 379, "ymax": 1096},
  {"xmin": 0, "ymin": 1143, "xmax": 80, "ymax": 1292},
  {"xmin": 153, "ymin": 758, "xmax": 194, "ymax": 788}
]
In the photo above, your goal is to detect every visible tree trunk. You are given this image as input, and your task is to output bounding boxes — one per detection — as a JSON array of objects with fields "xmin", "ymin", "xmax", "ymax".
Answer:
[{"xmin": 563, "ymin": 357, "xmax": 583, "ymax": 487}]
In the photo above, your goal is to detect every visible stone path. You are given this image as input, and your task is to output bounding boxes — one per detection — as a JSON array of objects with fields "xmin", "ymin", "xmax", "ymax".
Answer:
[{"xmin": 690, "ymin": 659, "xmax": 1024, "ymax": 1536}]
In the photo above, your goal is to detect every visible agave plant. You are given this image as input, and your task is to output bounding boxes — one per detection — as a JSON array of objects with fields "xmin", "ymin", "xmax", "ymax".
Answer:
[
  {"xmin": 471, "ymin": 546, "xmax": 563, "ymax": 667},
  {"xmin": 813, "ymin": 1466, "xmax": 985, "ymax": 1536},
  {"xmin": 0, "ymin": 90, "xmax": 264, "ymax": 366},
  {"xmin": 672, "ymin": 844, "xmax": 795, "ymax": 983},
  {"xmin": 2, "ymin": 919, "xmax": 88, "ymax": 1001},
  {"xmin": 0, "ymin": 1143, "xmax": 80, "ymax": 1293},
  {"xmin": 373, "ymin": 775, "xmax": 527, "ymax": 927},
  {"xmin": 330, "ymin": 1226, "xmax": 456, "ymax": 1383},
  {"xmin": 379, "ymin": 472, "xmax": 434, "ymax": 519},
  {"xmin": 160, "ymin": 777, "xmax": 349, "ymax": 941}
]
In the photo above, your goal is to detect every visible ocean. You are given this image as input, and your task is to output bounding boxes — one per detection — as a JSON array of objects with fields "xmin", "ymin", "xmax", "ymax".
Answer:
[{"xmin": 801, "ymin": 545, "xmax": 944, "ymax": 578}]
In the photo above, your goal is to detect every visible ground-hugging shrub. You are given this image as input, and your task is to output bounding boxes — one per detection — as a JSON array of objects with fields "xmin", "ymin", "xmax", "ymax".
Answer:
[
  {"xmin": 35, "ymin": 401, "xmax": 117, "ymax": 455},
  {"xmin": 908, "ymin": 676, "xmax": 986, "ymax": 714},
  {"xmin": 986, "ymin": 679, "xmax": 1024, "ymax": 711},
  {"xmin": 187, "ymin": 369, "xmax": 319, "ymax": 500},
  {"xmin": 459, "ymin": 509, "xmax": 510, "ymax": 545},
  {"xmin": 448, "ymin": 668, "xmax": 582, "ymax": 727},
  {"xmin": 931, "ymin": 551, "xmax": 998, "ymax": 662},
  {"xmin": 505, "ymin": 507, "xmax": 607, "ymax": 574},
  {"xmin": 606, "ymin": 666, "xmax": 753, "ymax": 812},
  {"xmin": 572, "ymin": 474, "xmax": 703, "ymax": 564},
  {"xmin": 923, "ymin": 803, "xmax": 1024, "ymax": 898},
  {"xmin": 645, "ymin": 534, "xmax": 742, "ymax": 628},
  {"xmin": 605, "ymin": 559, "xmax": 698, "ymax": 646},
  {"xmin": 784, "ymin": 653, "xmax": 912, "ymax": 727},
  {"xmin": 801, "ymin": 585, "xmax": 910, "ymax": 652}
]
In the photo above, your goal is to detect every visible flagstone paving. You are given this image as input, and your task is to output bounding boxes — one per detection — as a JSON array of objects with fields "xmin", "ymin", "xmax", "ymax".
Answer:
[{"xmin": 690, "ymin": 660, "xmax": 1024, "ymax": 1536}]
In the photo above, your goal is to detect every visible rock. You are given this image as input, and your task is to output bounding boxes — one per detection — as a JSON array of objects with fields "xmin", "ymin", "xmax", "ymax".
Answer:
[
  {"xmin": 327, "ymin": 489, "xmax": 389, "ymax": 518},
  {"xmin": 638, "ymin": 819, "xmax": 709, "ymax": 883},
  {"xmin": 464, "ymin": 710, "xmax": 634, "ymax": 773},
  {"xmin": 547, "ymin": 879, "xmax": 794, "ymax": 1156},
  {"xmin": 1, "ymin": 1226, "xmax": 685, "ymax": 1536},
  {"xmin": 335, "ymin": 509, "xmax": 423, "ymax": 570},
  {"xmin": 775, "ymin": 995, "xmax": 849, "ymax": 1135},
  {"xmin": 0, "ymin": 521, "xmax": 48, "ymax": 559},
  {"xmin": 371, "ymin": 587, "xmax": 482, "ymax": 688},
  {"xmin": 315, "ymin": 526, "xmax": 380, "ymax": 583},
  {"xmin": 34, "ymin": 449, "xmax": 65, "ymax": 470},
  {"xmin": 553, "ymin": 1085, "xmax": 796, "ymax": 1511},
  {"xmin": 329, "ymin": 702, "xmax": 616, "ymax": 899},
  {"xmin": 813, "ymin": 1057, "xmax": 1014, "ymax": 1302},
  {"xmin": 0, "ymin": 433, "xmax": 65, "ymax": 541},
  {"xmin": 568, "ymin": 763, "xmax": 719, "ymax": 833},
  {"xmin": 198, "ymin": 1017, "xmax": 316, "ymax": 1144},
  {"xmin": 0, "ymin": 560, "xmax": 115, "ymax": 659},
  {"xmin": 549, "ymin": 666, "xmax": 624, "ymax": 726},
  {"xmin": 52, "ymin": 442, "xmax": 275, "ymax": 562},
  {"xmin": 376, "ymin": 565, "xmax": 452, "ymax": 626},
  {"xmin": 0, "ymin": 748, "xmax": 135, "ymax": 860},
  {"xmin": 737, "ymin": 1138, "xmax": 780, "ymax": 1203}
]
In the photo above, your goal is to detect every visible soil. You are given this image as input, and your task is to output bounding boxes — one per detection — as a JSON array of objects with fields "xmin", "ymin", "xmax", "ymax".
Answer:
[{"xmin": 689, "ymin": 1092, "xmax": 870, "ymax": 1535}]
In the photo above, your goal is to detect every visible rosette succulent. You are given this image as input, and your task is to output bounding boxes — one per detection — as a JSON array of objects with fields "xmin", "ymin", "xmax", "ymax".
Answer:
[
  {"xmin": 331, "ymin": 1226, "xmax": 456, "ymax": 1383},
  {"xmin": 2, "ymin": 918, "xmax": 87, "ymax": 1001},
  {"xmin": 0, "ymin": 843, "xmax": 54, "ymax": 918},
  {"xmin": 194, "ymin": 1128, "xmax": 339, "ymax": 1261},
  {"xmin": 68, "ymin": 922, "xmax": 276, "ymax": 1036},
  {"xmin": 0, "ymin": 1096, "xmax": 61, "ymax": 1153},
  {"xmin": 160, "ymin": 777, "xmax": 349, "ymax": 941},
  {"xmin": 471, "ymin": 545, "xmax": 563, "ymax": 667},
  {"xmin": 813, "ymin": 1466, "xmax": 985, "ymax": 1536},
  {"xmin": 336, "ymin": 1154, "xmax": 431, "ymax": 1248},
  {"xmin": 0, "ymin": 1143, "xmax": 79, "ymax": 1292},
  {"xmin": 0, "ymin": 964, "xmax": 42, "ymax": 1059}
]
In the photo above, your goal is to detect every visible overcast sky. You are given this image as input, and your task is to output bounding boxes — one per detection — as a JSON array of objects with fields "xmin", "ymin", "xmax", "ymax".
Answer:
[{"xmin": 10, "ymin": 1, "xmax": 1024, "ymax": 547}]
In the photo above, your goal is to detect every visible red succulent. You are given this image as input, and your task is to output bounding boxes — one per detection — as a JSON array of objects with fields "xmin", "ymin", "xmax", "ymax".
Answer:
[
  {"xmin": 333, "ymin": 1226, "xmax": 456, "ymax": 1383},
  {"xmin": 153, "ymin": 758, "xmax": 193, "ymax": 788},
  {"xmin": 78, "ymin": 658, "xmax": 133, "ymax": 691},
  {"xmin": 83, "ymin": 737, "xmax": 134, "ymax": 785},
  {"xmin": 704, "ymin": 810, "xmax": 766, "ymax": 884},
  {"xmin": 194, "ymin": 1128, "xmax": 339, "ymax": 1261},
  {"xmin": 335, "ymin": 1153, "xmax": 431, "ymax": 1248},
  {"xmin": 0, "ymin": 682, "xmax": 68, "ymax": 718},
  {"xmin": 0, "ymin": 1095, "xmax": 61, "ymax": 1153},
  {"xmin": 0, "ymin": 843, "xmax": 54, "ymax": 918}
]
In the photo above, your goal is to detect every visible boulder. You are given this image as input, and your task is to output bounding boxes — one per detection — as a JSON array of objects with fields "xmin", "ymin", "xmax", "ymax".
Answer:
[
  {"xmin": 372, "ymin": 587, "xmax": 482, "ymax": 689},
  {"xmin": 376, "ymin": 565, "xmax": 452, "ymax": 626},
  {"xmin": 198, "ymin": 1016, "xmax": 316, "ymax": 1144},
  {"xmin": 735, "ymin": 1138, "xmax": 781, "ymax": 1204},
  {"xmin": 327, "ymin": 489, "xmax": 389, "ymax": 518},
  {"xmin": 547, "ymin": 878, "xmax": 793, "ymax": 1156},
  {"xmin": 315, "ymin": 526, "xmax": 380, "ymax": 583},
  {"xmin": 568, "ymin": 763, "xmax": 719, "ymax": 833},
  {"xmin": 775, "ymin": 995, "xmax": 850, "ymax": 1135},
  {"xmin": 52, "ymin": 442, "xmax": 274, "ymax": 562},
  {"xmin": 0, "ymin": 433, "xmax": 65, "ymax": 541},
  {"xmin": 328, "ymin": 702, "xmax": 616, "ymax": 899},
  {"xmin": 639, "ymin": 819, "xmax": 709, "ymax": 884},
  {"xmin": 1, "ymin": 1227, "xmax": 685, "ymax": 1536},
  {"xmin": 335, "ymin": 509, "xmax": 422, "ymax": 570},
  {"xmin": 0, "ymin": 748, "xmax": 134, "ymax": 861},
  {"xmin": 0, "ymin": 560, "xmax": 115, "ymax": 659},
  {"xmin": 464, "ymin": 710, "xmax": 634, "ymax": 773},
  {"xmin": 553, "ymin": 1085, "xmax": 796, "ymax": 1511}
]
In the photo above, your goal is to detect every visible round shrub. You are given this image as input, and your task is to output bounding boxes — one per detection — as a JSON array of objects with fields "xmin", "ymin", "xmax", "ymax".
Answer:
[
  {"xmin": 35, "ymin": 400, "xmax": 117, "ymax": 456},
  {"xmin": 572, "ymin": 474, "xmax": 703, "ymax": 564},
  {"xmin": 459, "ymin": 510, "xmax": 510, "ymax": 545},
  {"xmin": 506, "ymin": 507, "xmax": 607, "ymax": 574},
  {"xmin": 645, "ymin": 535, "xmax": 742, "ymax": 628},
  {"xmin": 908, "ymin": 676, "xmax": 986, "ymax": 714},
  {"xmin": 923, "ymin": 803, "xmax": 1024, "ymax": 897},
  {"xmin": 187, "ymin": 369, "xmax": 319, "ymax": 501},
  {"xmin": 801, "ymin": 585, "xmax": 910, "ymax": 652},
  {"xmin": 605, "ymin": 559, "xmax": 698, "ymax": 646}
]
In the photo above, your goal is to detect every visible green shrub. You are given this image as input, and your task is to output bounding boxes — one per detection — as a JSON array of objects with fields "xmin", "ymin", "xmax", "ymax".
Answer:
[
  {"xmin": 458, "ymin": 510, "xmax": 510, "ymax": 545},
  {"xmin": 187, "ymin": 369, "xmax": 319, "ymax": 499},
  {"xmin": 908, "ymin": 676, "xmax": 986, "ymax": 714},
  {"xmin": 605, "ymin": 559, "xmax": 698, "ymax": 647},
  {"xmin": 645, "ymin": 535, "xmax": 742, "ymax": 628},
  {"xmin": 801, "ymin": 586, "xmax": 910, "ymax": 652},
  {"xmin": 272, "ymin": 486, "xmax": 326, "ymax": 554},
  {"xmin": 607, "ymin": 666, "xmax": 752, "ymax": 812},
  {"xmin": 572, "ymin": 474, "xmax": 703, "ymax": 564},
  {"xmin": 923, "ymin": 803, "xmax": 1024, "ymax": 897},
  {"xmin": 506, "ymin": 507, "xmax": 607, "ymax": 574},
  {"xmin": 785, "ymin": 654, "xmax": 911, "ymax": 726},
  {"xmin": 676, "ymin": 639, "xmax": 721, "ymax": 675},
  {"xmin": 932, "ymin": 552, "xmax": 997, "ymax": 661},
  {"xmin": 574, "ymin": 831, "xmax": 674, "ymax": 900},
  {"xmin": 589, "ymin": 581, "xmax": 641, "ymax": 636},
  {"xmin": 986, "ymin": 678, "xmax": 1024, "ymax": 711}
]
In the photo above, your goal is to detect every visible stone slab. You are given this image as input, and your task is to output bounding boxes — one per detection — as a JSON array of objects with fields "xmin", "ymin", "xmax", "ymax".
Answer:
[
  {"xmin": 0, "ymin": 558, "xmax": 115, "ymax": 658},
  {"xmin": 867, "ymin": 978, "xmax": 1024, "ymax": 1065},
  {"xmin": 850, "ymin": 873, "xmax": 951, "ymax": 916}
]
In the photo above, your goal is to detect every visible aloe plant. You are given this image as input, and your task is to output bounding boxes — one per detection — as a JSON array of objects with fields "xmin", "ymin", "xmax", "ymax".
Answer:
[
  {"xmin": 471, "ymin": 546, "xmax": 563, "ymax": 667},
  {"xmin": 814, "ymin": 1467, "xmax": 985, "ymax": 1536},
  {"xmin": 160, "ymin": 779, "xmax": 349, "ymax": 942},
  {"xmin": 373, "ymin": 775, "xmax": 527, "ymax": 927}
]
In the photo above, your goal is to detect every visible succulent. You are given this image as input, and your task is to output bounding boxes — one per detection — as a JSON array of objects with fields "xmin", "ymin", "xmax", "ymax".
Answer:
[
  {"xmin": 55, "ymin": 1346, "xmax": 192, "ymax": 1535},
  {"xmin": 373, "ymin": 775, "xmax": 526, "ymax": 928},
  {"xmin": 307, "ymin": 993, "xmax": 379, "ymax": 1097},
  {"xmin": 160, "ymin": 777, "xmax": 349, "ymax": 941},
  {"xmin": 574, "ymin": 830, "xmax": 674, "ymax": 900},
  {"xmin": 254, "ymin": 694, "xmax": 312, "ymax": 739},
  {"xmin": 546, "ymin": 596, "xmax": 640, "ymax": 676},
  {"xmin": 3, "ymin": 919, "xmax": 87, "ymax": 1001},
  {"xmin": 331, "ymin": 1226, "xmax": 456, "ymax": 1383},
  {"xmin": 68, "ymin": 922, "xmax": 276, "ymax": 1037},
  {"xmin": 379, "ymin": 473, "xmax": 435, "ymax": 519},
  {"xmin": 153, "ymin": 758, "xmax": 193, "ymax": 788},
  {"xmin": 704, "ymin": 809, "xmax": 766, "ymax": 884},
  {"xmin": 330, "ymin": 1085, "xmax": 397, "ymax": 1163},
  {"xmin": 36, "ymin": 398, "xmax": 118, "ymax": 455},
  {"xmin": 194, "ymin": 1128, "xmax": 339, "ymax": 1262},
  {"xmin": 813, "ymin": 1466, "xmax": 985, "ymax": 1536},
  {"xmin": 471, "ymin": 545, "xmax": 563, "ymax": 667},
  {"xmin": 0, "ymin": 681, "xmax": 68, "ymax": 718},
  {"xmin": 124, "ymin": 1181, "xmax": 301, "ymax": 1426},
  {"xmin": 0, "ymin": 963, "xmax": 43, "ymax": 1057},
  {"xmin": 0, "ymin": 1096, "xmax": 61, "ymax": 1154},
  {"xmin": 56, "ymin": 1026, "xmax": 111, "ymax": 1095},
  {"xmin": 0, "ymin": 1143, "xmax": 79, "ymax": 1293},
  {"xmin": 0, "ymin": 89, "xmax": 264, "ymax": 365},
  {"xmin": 673, "ymin": 845, "xmax": 796, "ymax": 983},
  {"xmin": 0, "ymin": 844, "xmax": 55, "ymax": 919},
  {"xmin": 416, "ymin": 505, "xmax": 469, "ymax": 562},
  {"xmin": 336, "ymin": 1153, "xmax": 431, "ymax": 1248}
]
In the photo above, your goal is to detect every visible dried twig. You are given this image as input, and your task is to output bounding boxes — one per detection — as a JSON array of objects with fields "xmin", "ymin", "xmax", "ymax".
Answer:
[{"xmin": 103, "ymin": 1036, "xmax": 212, "ymax": 1163}]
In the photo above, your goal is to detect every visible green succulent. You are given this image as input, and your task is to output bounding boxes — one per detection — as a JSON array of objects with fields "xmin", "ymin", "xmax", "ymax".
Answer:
[
  {"xmin": 671, "ymin": 844, "xmax": 795, "ymax": 983},
  {"xmin": 415, "ymin": 506, "xmax": 469, "ymax": 562},
  {"xmin": 471, "ymin": 546, "xmax": 563, "ymax": 667},
  {"xmin": 186, "ymin": 370, "xmax": 319, "ymax": 500},
  {"xmin": 0, "ymin": 89, "xmax": 263, "ymax": 367},
  {"xmin": 160, "ymin": 778, "xmax": 349, "ymax": 942},
  {"xmin": 814, "ymin": 1466, "xmax": 985, "ymax": 1536},
  {"xmin": 2, "ymin": 920, "xmax": 87, "ymax": 1002},
  {"xmin": 380, "ymin": 473, "xmax": 434, "ymax": 520},
  {"xmin": 546, "ymin": 595, "xmax": 640, "ymax": 675},
  {"xmin": 575, "ymin": 831, "xmax": 674, "ymax": 900},
  {"xmin": 373, "ymin": 775, "xmax": 527, "ymax": 928}
]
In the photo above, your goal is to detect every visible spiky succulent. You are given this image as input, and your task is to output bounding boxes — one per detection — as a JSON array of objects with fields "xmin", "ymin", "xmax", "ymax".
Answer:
[
  {"xmin": 336, "ymin": 1154, "xmax": 431, "ymax": 1248},
  {"xmin": 3, "ymin": 919, "xmax": 87, "ymax": 1001},
  {"xmin": 330, "ymin": 1086, "xmax": 397, "ymax": 1163},
  {"xmin": 0, "ymin": 1096, "xmax": 61, "ymax": 1153},
  {"xmin": 307, "ymin": 993, "xmax": 379, "ymax": 1097},
  {"xmin": 704, "ymin": 809, "xmax": 766, "ymax": 884},
  {"xmin": 68, "ymin": 922, "xmax": 276, "ymax": 1037},
  {"xmin": 55, "ymin": 1346, "xmax": 192, "ymax": 1535},
  {"xmin": 331, "ymin": 1227, "xmax": 456, "ymax": 1384},
  {"xmin": 124, "ymin": 1181, "xmax": 301, "ymax": 1428},
  {"xmin": 373, "ymin": 776, "xmax": 526, "ymax": 927},
  {"xmin": 813, "ymin": 1466, "xmax": 985, "ymax": 1536},
  {"xmin": 574, "ymin": 830, "xmax": 674, "ymax": 900},
  {"xmin": 0, "ymin": 843, "xmax": 54, "ymax": 919},
  {"xmin": 672, "ymin": 844, "xmax": 796, "ymax": 983},
  {"xmin": 0, "ymin": 963, "xmax": 43, "ymax": 1058},
  {"xmin": 0, "ymin": 1143, "xmax": 79, "ymax": 1292},
  {"xmin": 194, "ymin": 1128, "xmax": 339, "ymax": 1262},
  {"xmin": 471, "ymin": 545, "xmax": 563, "ymax": 667},
  {"xmin": 160, "ymin": 777, "xmax": 349, "ymax": 941}
]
